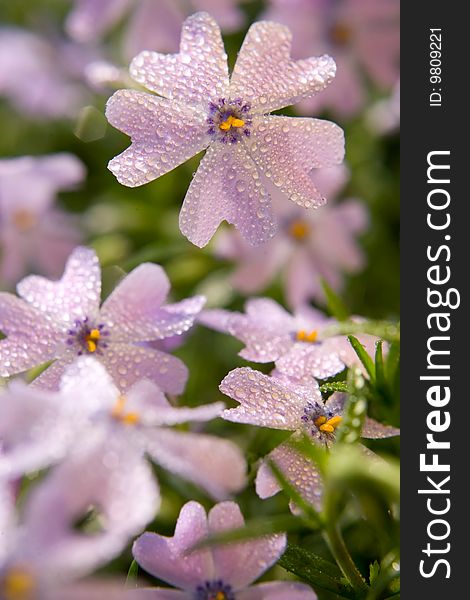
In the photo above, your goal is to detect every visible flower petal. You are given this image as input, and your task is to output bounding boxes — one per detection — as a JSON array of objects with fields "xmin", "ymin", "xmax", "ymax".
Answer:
[
  {"xmin": 275, "ymin": 343, "xmax": 346, "ymax": 381},
  {"xmin": 208, "ymin": 502, "xmax": 286, "ymax": 589},
  {"xmin": 129, "ymin": 12, "xmax": 229, "ymax": 107},
  {"xmin": 256, "ymin": 441, "xmax": 324, "ymax": 511},
  {"xmin": 220, "ymin": 368, "xmax": 307, "ymax": 430},
  {"xmin": 0, "ymin": 293, "xmax": 59, "ymax": 377},
  {"xmin": 17, "ymin": 246, "xmax": 101, "ymax": 326},
  {"xmin": 106, "ymin": 90, "xmax": 209, "ymax": 187},
  {"xmin": 248, "ymin": 116, "xmax": 345, "ymax": 209},
  {"xmin": 144, "ymin": 428, "xmax": 246, "ymax": 499},
  {"xmin": 230, "ymin": 21, "xmax": 336, "ymax": 114},
  {"xmin": 66, "ymin": 0, "xmax": 132, "ymax": 43},
  {"xmin": 179, "ymin": 143, "xmax": 277, "ymax": 248},
  {"xmin": 238, "ymin": 581, "xmax": 317, "ymax": 600},
  {"xmin": 100, "ymin": 343, "xmax": 188, "ymax": 394},
  {"xmin": 132, "ymin": 501, "xmax": 214, "ymax": 590},
  {"xmin": 19, "ymin": 434, "xmax": 159, "ymax": 580},
  {"xmin": 30, "ymin": 355, "xmax": 75, "ymax": 391},
  {"xmin": 362, "ymin": 418, "xmax": 400, "ymax": 439}
]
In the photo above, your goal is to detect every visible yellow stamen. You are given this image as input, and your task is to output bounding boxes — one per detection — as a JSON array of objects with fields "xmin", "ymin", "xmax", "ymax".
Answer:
[
  {"xmin": 111, "ymin": 395, "xmax": 140, "ymax": 426},
  {"xmin": 3, "ymin": 568, "xmax": 35, "ymax": 600},
  {"xmin": 288, "ymin": 220, "xmax": 310, "ymax": 241},
  {"xmin": 12, "ymin": 209, "xmax": 37, "ymax": 232},
  {"xmin": 296, "ymin": 329, "xmax": 318, "ymax": 343},
  {"xmin": 209, "ymin": 593, "xmax": 227, "ymax": 600},
  {"xmin": 85, "ymin": 329, "xmax": 101, "ymax": 353},
  {"xmin": 219, "ymin": 115, "xmax": 245, "ymax": 131},
  {"xmin": 318, "ymin": 415, "xmax": 343, "ymax": 433}
]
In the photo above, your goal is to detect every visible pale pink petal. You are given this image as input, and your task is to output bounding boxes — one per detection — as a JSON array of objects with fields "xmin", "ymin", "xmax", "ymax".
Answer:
[
  {"xmin": 132, "ymin": 501, "xmax": 214, "ymax": 590},
  {"xmin": 249, "ymin": 115, "xmax": 344, "ymax": 210},
  {"xmin": 229, "ymin": 315, "xmax": 293, "ymax": 363},
  {"xmin": 124, "ymin": 0, "xmax": 185, "ymax": 58},
  {"xmin": 66, "ymin": 0, "xmax": 132, "ymax": 43},
  {"xmin": 130, "ymin": 12, "xmax": 229, "ymax": 107},
  {"xmin": 256, "ymin": 441, "xmax": 324, "ymax": 511},
  {"xmin": 0, "ymin": 483, "xmax": 15, "ymax": 565},
  {"xmin": 144, "ymin": 429, "xmax": 246, "ymax": 499},
  {"xmin": 244, "ymin": 298, "xmax": 294, "ymax": 326},
  {"xmin": 106, "ymin": 90, "xmax": 209, "ymax": 187},
  {"xmin": 208, "ymin": 502, "xmax": 286, "ymax": 589},
  {"xmin": 48, "ymin": 580, "xmax": 148, "ymax": 600},
  {"xmin": 145, "ymin": 295, "xmax": 206, "ymax": 340},
  {"xmin": 230, "ymin": 21, "xmax": 336, "ymax": 114},
  {"xmin": 0, "ymin": 382, "xmax": 73, "ymax": 479},
  {"xmin": 0, "ymin": 293, "xmax": 59, "ymax": 377},
  {"xmin": 238, "ymin": 581, "xmax": 317, "ymax": 600},
  {"xmin": 193, "ymin": 0, "xmax": 244, "ymax": 32},
  {"xmin": 100, "ymin": 343, "xmax": 188, "ymax": 393},
  {"xmin": 100, "ymin": 263, "xmax": 169, "ymax": 340},
  {"xmin": 285, "ymin": 244, "xmax": 327, "ymax": 308},
  {"xmin": 275, "ymin": 343, "xmax": 346, "ymax": 382},
  {"xmin": 21, "ymin": 434, "xmax": 159, "ymax": 580},
  {"xmin": 126, "ymin": 379, "xmax": 224, "ymax": 426},
  {"xmin": 179, "ymin": 143, "xmax": 277, "ymax": 248},
  {"xmin": 35, "ymin": 153, "xmax": 86, "ymax": 190},
  {"xmin": 323, "ymin": 334, "xmax": 378, "ymax": 377},
  {"xmin": 220, "ymin": 368, "xmax": 307, "ymax": 430},
  {"xmin": 17, "ymin": 246, "xmax": 101, "ymax": 326},
  {"xmin": 30, "ymin": 355, "xmax": 75, "ymax": 391},
  {"xmin": 362, "ymin": 418, "xmax": 400, "ymax": 439},
  {"xmin": 125, "ymin": 590, "xmax": 189, "ymax": 600},
  {"xmin": 197, "ymin": 308, "xmax": 234, "ymax": 333}
]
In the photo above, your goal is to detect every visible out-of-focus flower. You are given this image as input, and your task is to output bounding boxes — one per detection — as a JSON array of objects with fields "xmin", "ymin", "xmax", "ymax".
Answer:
[
  {"xmin": 0, "ymin": 246, "xmax": 205, "ymax": 392},
  {"xmin": 0, "ymin": 356, "xmax": 246, "ymax": 499},
  {"xmin": 131, "ymin": 500, "xmax": 317, "ymax": 599},
  {"xmin": 220, "ymin": 367, "xmax": 399, "ymax": 508},
  {"xmin": 200, "ymin": 298, "xmax": 378, "ymax": 381},
  {"xmin": 367, "ymin": 79, "xmax": 400, "ymax": 134},
  {"xmin": 0, "ymin": 27, "xmax": 91, "ymax": 119},
  {"xmin": 215, "ymin": 165, "xmax": 368, "ymax": 307},
  {"xmin": 67, "ymin": 0, "xmax": 245, "ymax": 60},
  {"xmin": 106, "ymin": 12, "xmax": 344, "ymax": 247},
  {"xmin": 0, "ymin": 154, "xmax": 85, "ymax": 287},
  {"xmin": 263, "ymin": 0, "xmax": 400, "ymax": 117},
  {"xmin": 0, "ymin": 436, "xmax": 157, "ymax": 599}
]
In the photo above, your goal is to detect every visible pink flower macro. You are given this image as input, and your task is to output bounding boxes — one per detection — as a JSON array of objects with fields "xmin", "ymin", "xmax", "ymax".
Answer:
[
  {"xmin": 0, "ymin": 438, "xmax": 157, "ymax": 599},
  {"xmin": 0, "ymin": 154, "xmax": 85, "ymax": 287},
  {"xmin": 66, "ymin": 0, "xmax": 245, "ymax": 60},
  {"xmin": 105, "ymin": 12, "xmax": 345, "ymax": 247},
  {"xmin": 215, "ymin": 165, "xmax": 368, "ymax": 307},
  {"xmin": 200, "ymin": 298, "xmax": 376, "ymax": 382},
  {"xmin": 0, "ymin": 27, "xmax": 91, "ymax": 120},
  {"xmin": 0, "ymin": 356, "xmax": 246, "ymax": 500},
  {"xmin": 0, "ymin": 246, "xmax": 205, "ymax": 392},
  {"xmin": 263, "ymin": 0, "xmax": 400, "ymax": 117},
  {"xmin": 220, "ymin": 367, "xmax": 399, "ymax": 509},
  {"xmin": 131, "ymin": 500, "xmax": 317, "ymax": 599}
]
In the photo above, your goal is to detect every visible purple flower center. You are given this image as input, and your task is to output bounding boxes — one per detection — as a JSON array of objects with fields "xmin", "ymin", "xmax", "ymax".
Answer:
[
  {"xmin": 194, "ymin": 580, "xmax": 235, "ymax": 600},
  {"xmin": 66, "ymin": 317, "xmax": 110, "ymax": 356},
  {"xmin": 207, "ymin": 98, "xmax": 252, "ymax": 144},
  {"xmin": 301, "ymin": 402, "xmax": 342, "ymax": 438}
]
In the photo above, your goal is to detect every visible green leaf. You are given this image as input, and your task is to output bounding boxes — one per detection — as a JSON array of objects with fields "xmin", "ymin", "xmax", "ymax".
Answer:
[
  {"xmin": 125, "ymin": 560, "xmax": 139, "ymax": 586},
  {"xmin": 321, "ymin": 279, "xmax": 349, "ymax": 321},
  {"xmin": 278, "ymin": 544, "xmax": 356, "ymax": 599},
  {"xmin": 335, "ymin": 367, "xmax": 367, "ymax": 445},
  {"xmin": 374, "ymin": 341, "xmax": 386, "ymax": 390},
  {"xmin": 320, "ymin": 382, "xmax": 350, "ymax": 394},
  {"xmin": 369, "ymin": 561, "xmax": 380, "ymax": 585},
  {"xmin": 348, "ymin": 336, "xmax": 375, "ymax": 382}
]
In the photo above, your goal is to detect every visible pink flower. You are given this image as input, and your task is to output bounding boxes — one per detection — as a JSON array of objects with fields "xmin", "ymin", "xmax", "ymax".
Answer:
[
  {"xmin": 0, "ymin": 154, "xmax": 85, "ymax": 286},
  {"xmin": 0, "ymin": 436, "xmax": 157, "ymax": 598},
  {"xmin": 215, "ymin": 165, "xmax": 368, "ymax": 307},
  {"xmin": 367, "ymin": 79, "xmax": 400, "ymax": 134},
  {"xmin": 0, "ymin": 356, "xmax": 246, "ymax": 499},
  {"xmin": 0, "ymin": 27, "xmax": 91, "ymax": 119},
  {"xmin": 220, "ymin": 367, "xmax": 399, "ymax": 509},
  {"xmin": 67, "ymin": 0, "xmax": 245, "ymax": 60},
  {"xmin": 262, "ymin": 0, "xmax": 400, "ymax": 117},
  {"xmin": 200, "ymin": 298, "xmax": 378, "ymax": 382},
  {"xmin": 131, "ymin": 500, "xmax": 317, "ymax": 599},
  {"xmin": 106, "ymin": 12, "xmax": 344, "ymax": 247},
  {"xmin": 0, "ymin": 246, "xmax": 205, "ymax": 392}
]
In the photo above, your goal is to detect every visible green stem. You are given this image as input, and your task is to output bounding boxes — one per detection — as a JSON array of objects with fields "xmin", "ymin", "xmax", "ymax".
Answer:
[{"xmin": 323, "ymin": 522, "xmax": 369, "ymax": 599}]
